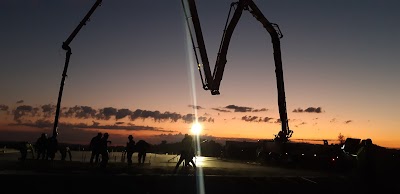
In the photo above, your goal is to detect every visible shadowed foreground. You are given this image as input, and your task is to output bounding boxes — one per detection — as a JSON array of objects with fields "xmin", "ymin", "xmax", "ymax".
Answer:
[
  {"xmin": 0, "ymin": 173, "xmax": 363, "ymax": 194},
  {"xmin": 0, "ymin": 158, "xmax": 398, "ymax": 194}
]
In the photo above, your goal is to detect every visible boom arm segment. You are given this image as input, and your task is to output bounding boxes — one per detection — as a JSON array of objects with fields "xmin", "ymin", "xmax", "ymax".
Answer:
[
  {"xmin": 184, "ymin": 0, "xmax": 292, "ymax": 142},
  {"xmin": 181, "ymin": 0, "xmax": 214, "ymax": 93},
  {"xmin": 246, "ymin": 0, "xmax": 292, "ymax": 142},
  {"xmin": 53, "ymin": 0, "xmax": 102, "ymax": 138},
  {"xmin": 211, "ymin": 2, "xmax": 244, "ymax": 94}
]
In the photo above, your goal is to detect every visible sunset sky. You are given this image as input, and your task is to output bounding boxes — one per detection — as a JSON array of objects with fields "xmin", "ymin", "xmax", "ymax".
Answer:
[{"xmin": 1, "ymin": 0, "xmax": 399, "ymax": 148}]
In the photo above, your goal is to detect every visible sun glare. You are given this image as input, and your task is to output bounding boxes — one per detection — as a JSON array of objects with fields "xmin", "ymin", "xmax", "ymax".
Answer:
[{"xmin": 191, "ymin": 122, "xmax": 202, "ymax": 135}]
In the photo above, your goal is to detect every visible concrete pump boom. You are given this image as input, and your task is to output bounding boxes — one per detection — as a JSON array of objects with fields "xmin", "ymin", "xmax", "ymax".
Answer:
[
  {"xmin": 183, "ymin": 0, "xmax": 292, "ymax": 142},
  {"xmin": 53, "ymin": 0, "xmax": 102, "ymax": 138}
]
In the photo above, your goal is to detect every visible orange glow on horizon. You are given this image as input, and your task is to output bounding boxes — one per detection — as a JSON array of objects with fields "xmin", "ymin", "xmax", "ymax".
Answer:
[{"xmin": 1, "ymin": 107, "xmax": 400, "ymax": 149}]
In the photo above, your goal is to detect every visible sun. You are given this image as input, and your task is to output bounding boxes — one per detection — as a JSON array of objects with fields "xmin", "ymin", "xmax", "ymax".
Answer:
[{"xmin": 191, "ymin": 122, "xmax": 202, "ymax": 135}]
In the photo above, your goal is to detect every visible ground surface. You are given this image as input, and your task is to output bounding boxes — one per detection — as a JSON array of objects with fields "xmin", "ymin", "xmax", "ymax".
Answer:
[{"xmin": 0, "ymin": 150, "xmax": 398, "ymax": 193}]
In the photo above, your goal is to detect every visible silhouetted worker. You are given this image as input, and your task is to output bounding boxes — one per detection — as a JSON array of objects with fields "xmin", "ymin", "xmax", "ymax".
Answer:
[
  {"xmin": 99, "ymin": 132, "xmax": 111, "ymax": 168},
  {"xmin": 18, "ymin": 141, "xmax": 29, "ymax": 161},
  {"xmin": 89, "ymin": 132, "xmax": 102, "ymax": 165},
  {"xmin": 184, "ymin": 135, "xmax": 196, "ymax": 168},
  {"xmin": 173, "ymin": 134, "xmax": 196, "ymax": 173},
  {"xmin": 121, "ymin": 150, "xmax": 126, "ymax": 163},
  {"xmin": 27, "ymin": 142, "xmax": 35, "ymax": 159},
  {"xmin": 46, "ymin": 135, "xmax": 58, "ymax": 160},
  {"xmin": 35, "ymin": 133, "xmax": 48, "ymax": 160},
  {"xmin": 126, "ymin": 135, "xmax": 135, "ymax": 166},
  {"xmin": 136, "ymin": 139, "xmax": 150, "ymax": 165},
  {"xmin": 60, "ymin": 146, "xmax": 72, "ymax": 161}
]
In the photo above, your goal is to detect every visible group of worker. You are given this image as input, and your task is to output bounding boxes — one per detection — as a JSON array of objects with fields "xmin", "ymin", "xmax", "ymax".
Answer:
[
  {"xmin": 28, "ymin": 131, "xmax": 196, "ymax": 170},
  {"xmin": 89, "ymin": 132, "xmax": 151, "ymax": 168},
  {"xmin": 25, "ymin": 132, "xmax": 197, "ymax": 173},
  {"xmin": 18, "ymin": 133, "xmax": 73, "ymax": 162},
  {"xmin": 173, "ymin": 133, "xmax": 197, "ymax": 173},
  {"xmin": 89, "ymin": 132, "xmax": 197, "ymax": 173}
]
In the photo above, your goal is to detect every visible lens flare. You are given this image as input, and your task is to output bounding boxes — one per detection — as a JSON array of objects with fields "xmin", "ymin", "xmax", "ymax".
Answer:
[{"xmin": 191, "ymin": 122, "xmax": 202, "ymax": 135}]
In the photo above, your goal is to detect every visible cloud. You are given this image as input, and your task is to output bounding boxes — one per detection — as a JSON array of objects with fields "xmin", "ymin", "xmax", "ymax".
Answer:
[
  {"xmin": 96, "ymin": 107, "xmax": 117, "ymax": 120},
  {"xmin": 241, "ymin": 116, "xmax": 274, "ymax": 123},
  {"xmin": 16, "ymin": 100, "xmax": 24, "ymax": 104},
  {"xmin": 202, "ymin": 116, "xmax": 214, "ymax": 123},
  {"xmin": 81, "ymin": 106, "xmax": 95, "ymax": 115},
  {"xmin": 222, "ymin": 105, "xmax": 266, "ymax": 113},
  {"xmin": 62, "ymin": 106, "xmax": 81, "ymax": 118},
  {"xmin": 241, "ymin": 116, "xmax": 259, "ymax": 122},
  {"xmin": 305, "ymin": 107, "xmax": 322, "ymax": 113},
  {"xmin": 225, "ymin": 105, "xmax": 252, "ymax": 112},
  {"xmin": 157, "ymin": 111, "xmax": 182, "ymax": 122},
  {"xmin": 13, "ymin": 105, "xmax": 36, "ymax": 123},
  {"xmin": 116, "ymin": 109, "xmax": 132, "ymax": 120},
  {"xmin": 262, "ymin": 117, "xmax": 274, "ymax": 122},
  {"xmin": 292, "ymin": 108, "xmax": 302, "ymax": 113},
  {"xmin": 293, "ymin": 107, "xmax": 322, "ymax": 113},
  {"xmin": 252, "ymin": 108, "xmax": 268, "ymax": 112},
  {"xmin": 179, "ymin": 114, "xmax": 214, "ymax": 124},
  {"xmin": 130, "ymin": 109, "xmax": 182, "ymax": 122},
  {"xmin": 344, "ymin": 120, "xmax": 353, "ymax": 124},
  {"xmin": 41, "ymin": 104, "xmax": 56, "ymax": 118},
  {"xmin": 212, "ymin": 108, "xmax": 231, "ymax": 113},
  {"xmin": 6, "ymin": 104, "xmax": 214, "ymax": 125},
  {"xmin": 188, "ymin": 105, "xmax": 204, "ymax": 109},
  {"xmin": 198, "ymin": 116, "xmax": 208, "ymax": 122},
  {"xmin": 63, "ymin": 105, "xmax": 97, "ymax": 119},
  {"xmin": 182, "ymin": 114, "xmax": 195, "ymax": 123},
  {"xmin": 130, "ymin": 109, "xmax": 142, "ymax": 120},
  {"xmin": 138, "ymin": 110, "xmax": 159, "ymax": 120}
]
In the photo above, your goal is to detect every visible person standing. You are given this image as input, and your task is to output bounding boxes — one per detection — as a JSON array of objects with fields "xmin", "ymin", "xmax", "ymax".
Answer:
[
  {"xmin": 173, "ymin": 134, "xmax": 196, "ymax": 173},
  {"xmin": 35, "ymin": 133, "xmax": 47, "ymax": 160},
  {"xmin": 126, "ymin": 135, "xmax": 135, "ymax": 166},
  {"xmin": 46, "ymin": 134, "xmax": 58, "ymax": 160},
  {"xmin": 184, "ymin": 135, "xmax": 196, "ymax": 168},
  {"xmin": 99, "ymin": 133, "xmax": 111, "ymax": 169},
  {"xmin": 89, "ymin": 132, "xmax": 102, "ymax": 165},
  {"xmin": 60, "ymin": 146, "xmax": 72, "ymax": 161},
  {"xmin": 18, "ymin": 141, "xmax": 29, "ymax": 161}
]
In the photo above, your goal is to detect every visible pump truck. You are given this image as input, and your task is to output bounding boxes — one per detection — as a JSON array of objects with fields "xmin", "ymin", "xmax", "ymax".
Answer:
[{"xmin": 182, "ymin": 0, "xmax": 292, "ymax": 142}]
